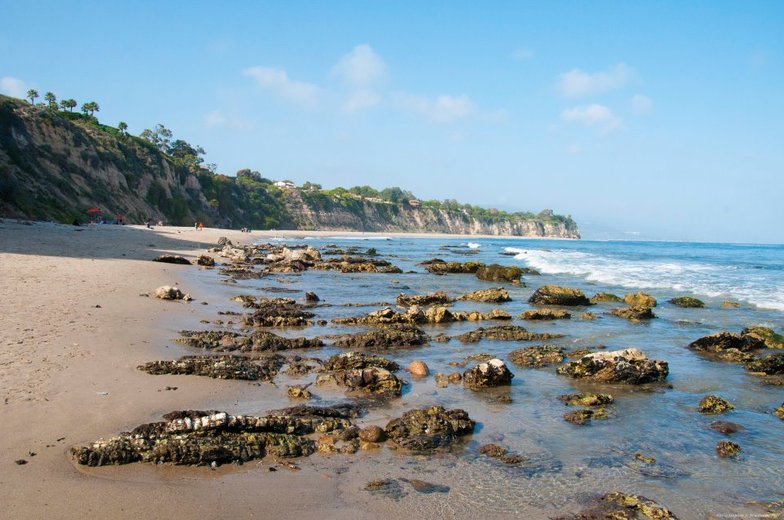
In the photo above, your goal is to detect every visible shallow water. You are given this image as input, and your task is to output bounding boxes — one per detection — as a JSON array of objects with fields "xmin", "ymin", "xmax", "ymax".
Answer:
[{"xmin": 186, "ymin": 237, "xmax": 784, "ymax": 518}]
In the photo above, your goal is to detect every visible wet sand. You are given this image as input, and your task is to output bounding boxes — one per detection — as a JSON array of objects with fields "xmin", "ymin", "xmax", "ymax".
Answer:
[{"xmin": 0, "ymin": 221, "xmax": 373, "ymax": 519}]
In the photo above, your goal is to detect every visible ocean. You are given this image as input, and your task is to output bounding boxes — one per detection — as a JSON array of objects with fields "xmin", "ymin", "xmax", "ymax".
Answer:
[{"xmin": 200, "ymin": 235, "xmax": 784, "ymax": 518}]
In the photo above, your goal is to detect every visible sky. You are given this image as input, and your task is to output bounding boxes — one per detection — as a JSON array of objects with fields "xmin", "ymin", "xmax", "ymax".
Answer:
[{"xmin": 1, "ymin": 1, "xmax": 782, "ymax": 243}]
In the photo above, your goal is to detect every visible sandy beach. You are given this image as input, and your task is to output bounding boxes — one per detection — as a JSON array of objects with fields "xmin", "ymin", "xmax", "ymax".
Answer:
[{"xmin": 0, "ymin": 220, "xmax": 376, "ymax": 519}]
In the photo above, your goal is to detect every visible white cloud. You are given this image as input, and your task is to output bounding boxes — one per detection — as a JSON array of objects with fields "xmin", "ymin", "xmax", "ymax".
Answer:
[
  {"xmin": 397, "ymin": 93, "xmax": 474, "ymax": 123},
  {"xmin": 0, "ymin": 76, "xmax": 28, "ymax": 98},
  {"xmin": 512, "ymin": 48, "xmax": 535, "ymax": 61},
  {"xmin": 631, "ymin": 94, "xmax": 653, "ymax": 115},
  {"xmin": 204, "ymin": 110, "xmax": 251, "ymax": 131},
  {"xmin": 561, "ymin": 104, "xmax": 621, "ymax": 131},
  {"xmin": 343, "ymin": 90, "xmax": 380, "ymax": 112},
  {"xmin": 332, "ymin": 44, "xmax": 387, "ymax": 86},
  {"xmin": 557, "ymin": 63, "xmax": 633, "ymax": 97},
  {"xmin": 243, "ymin": 66, "xmax": 320, "ymax": 107}
]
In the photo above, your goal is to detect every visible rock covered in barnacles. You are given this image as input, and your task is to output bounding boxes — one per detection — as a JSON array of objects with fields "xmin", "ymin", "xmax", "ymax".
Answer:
[
  {"xmin": 745, "ymin": 353, "xmax": 784, "ymax": 375},
  {"xmin": 508, "ymin": 345, "xmax": 565, "ymax": 368},
  {"xmin": 313, "ymin": 257, "xmax": 401, "ymax": 273},
  {"xmin": 669, "ymin": 296, "xmax": 705, "ymax": 308},
  {"xmin": 478, "ymin": 443, "xmax": 526, "ymax": 464},
  {"xmin": 774, "ymin": 403, "xmax": 784, "ymax": 420},
  {"xmin": 318, "ymin": 352, "xmax": 403, "ymax": 397},
  {"xmin": 322, "ymin": 352, "xmax": 400, "ymax": 372},
  {"xmin": 558, "ymin": 393, "xmax": 614, "ymax": 406},
  {"xmin": 358, "ymin": 425, "xmax": 385, "ymax": 443},
  {"xmin": 563, "ymin": 408, "xmax": 610, "ymax": 425},
  {"xmin": 716, "ymin": 441, "xmax": 741, "ymax": 458},
  {"xmin": 556, "ymin": 348, "xmax": 669, "ymax": 384},
  {"xmin": 396, "ymin": 291, "xmax": 454, "ymax": 307},
  {"xmin": 475, "ymin": 264, "xmax": 526, "ymax": 285},
  {"xmin": 196, "ymin": 255, "xmax": 215, "ymax": 266},
  {"xmin": 138, "ymin": 355, "xmax": 284, "ymax": 381},
  {"xmin": 462, "ymin": 358, "xmax": 515, "ymax": 389},
  {"xmin": 610, "ymin": 306, "xmax": 656, "ymax": 321},
  {"xmin": 331, "ymin": 326, "xmax": 428, "ymax": 349},
  {"xmin": 554, "ymin": 492, "xmax": 678, "ymax": 520},
  {"xmin": 384, "ymin": 406, "xmax": 475, "ymax": 452},
  {"xmin": 243, "ymin": 298, "xmax": 315, "ymax": 327},
  {"xmin": 528, "ymin": 285, "xmax": 591, "ymax": 306},
  {"xmin": 421, "ymin": 259, "xmax": 483, "ymax": 274},
  {"xmin": 152, "ymin": 285, "xmax": 189, "ymax": 300},
  {"xmin": 458, "ymin": 287, "xmax": 511, "ymax": 303},
  {"xmin": 624, "ymin": 292, "xmax": 657, "ymax": 308},
  {"xmin": 590, "ymin": 292, "xmax": 623, "ymax": 304},
  {"xmin": 457, "ymin": 325, "xmax": 562, "ymax": 343},
  {"xmin": 176, "ymin": 330, "xmax": 322, "ymax": 352},
  {"xmin": 698, "ymin": 395, "xmax": 734, "ymax": 415},
  {"xmin": 742, "ymin": 326, "xmax": 784, "ymax": 349},
  {"xmin": 519, "ymin": 309, "xmax": 571, "ymax": 320},
  {"xmin": 687, "ymin": 332, "xmax": 765, "ymax": 362}
]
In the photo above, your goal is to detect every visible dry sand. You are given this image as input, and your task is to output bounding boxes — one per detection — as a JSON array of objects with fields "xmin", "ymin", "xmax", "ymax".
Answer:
[{"xmin": 0, "ymin": 220, "xmax": 380, "ymax": 519}]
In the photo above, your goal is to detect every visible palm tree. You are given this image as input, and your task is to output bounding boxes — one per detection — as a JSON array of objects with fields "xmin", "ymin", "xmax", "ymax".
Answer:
[
  {"xmin": 118, "ymin": 121, "xmax": 128, "ymax": 134},
  {"xmin": 44, "ymin": 92, "xmax": 57, "ymax": 108},
  {"xmin": 60, "ymin": 98, "xmax": 77, "ymax": 112},
  {"xmin": 81, "ymin": 101, "xmax": 100, "ymax": 116},
  {"xmin": 27, "ymin": 89, "xmax": 39, "ymax": 105}
]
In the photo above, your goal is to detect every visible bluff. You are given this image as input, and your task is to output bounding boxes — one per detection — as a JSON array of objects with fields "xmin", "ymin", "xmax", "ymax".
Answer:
[{"xmin": 0, "ymin": 95, "xmax": 579, "ymax": 238}]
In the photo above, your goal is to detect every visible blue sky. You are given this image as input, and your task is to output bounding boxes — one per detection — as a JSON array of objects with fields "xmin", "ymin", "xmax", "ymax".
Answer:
[{"xmin": 1, "ymin": 1, "xmax": 782, "ymax": 243}]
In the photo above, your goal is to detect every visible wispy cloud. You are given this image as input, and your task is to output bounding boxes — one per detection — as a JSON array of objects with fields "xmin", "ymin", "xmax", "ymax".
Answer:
[
  {"xmin": 332, "ymin": 44, "xmax": 387, "ymax": 86},
  {"xmin": 511, "ymin": 48, "xmax": 535, "ymax": 62},
  {"xmin": 396, "ymin": 93, "xmax": 474, "ymax": 123},
  {"xmin": 561, "ymin": 104, "xmax": 621, "ymax": 132},
  {"xmin": 631, "ymin": 94, "xmax": 653, "ymax": 115},
  {"xmin": 0, "ymin": 76, "xmax": 28, "ymax": 98},
  {"xmin": 557, "ymin": 63, "xmax": 633, "ymax": 97},
  {"xmin": 243, "ymin": 66, "xmax": 320, "ymax": 107},
  {"xmin": 204, "ymin": 110, "xmax": 251, "ymax": 131},
  {"xmin": 343, "ymin": 90, "xmax": 380, "ymax": 112}
]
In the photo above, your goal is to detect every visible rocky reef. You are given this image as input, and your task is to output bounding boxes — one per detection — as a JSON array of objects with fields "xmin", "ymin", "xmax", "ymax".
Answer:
[
  {"xmin": 557, "ymin": 348, "xmax": 669, "ymax": 384},
  {"xmin": 556, "ymin": 492, "xmax": 678, "ymax": 519},
  {"xmin": 528, "ymin": 285, "xmax": 591, "ymax": 306},
  {"xmin": 384, "ymin": 406, "xmax": 475, "ymax": 452},
  {"xmin": 138, "ymin": 355, "xmax": 284, "ymax": 381},
  {"xmin": 508, "ymin": 345, "xmax": 565, "ymax": 367},
  {"xmin": 457, "ymin": 325, "xmax": 562, "ymax": 343}
]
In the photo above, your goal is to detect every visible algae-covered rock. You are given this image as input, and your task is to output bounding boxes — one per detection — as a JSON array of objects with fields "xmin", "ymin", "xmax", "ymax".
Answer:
[
  {"xmin": 457, "ymin": 325, "xmax": 562, "ymax": 343},
  {"xmin": 384, "ymin": 406, "xmax": 475, "ymax": 452},
  {"xmin": 71, "ymin": 407, "xmax": 357, "ymax": 467},
  {"xmin": 716, "ymin": 441, "xmax": 741, "ymax": 458},
  {"xmin": 317, "ymin": 366, "xmax": 404, "ymax": 397},
  {"xmin": 563, "ymin": 408, "xmax": 610, "ymax": 425},
  {"xmin": 322, "ymin": 352, "xmax": 400, "ymax": 372},
  {"xmin": 243, "ymin": 298, "xmax": 315, "ymax": 327},
  {"xmin": 396, "ymin": 291, "xmax": 453, "ymax": 307},
  {"xmin": 774, "ymin": 403, "xmax": 784, "ymax": 420},
  {"xmin": 590, "ymin": 292, "xmax": 623, "ymax": 304},
  {"xmin": 610, "ymin": 306, "xmax": 656, "ymax": 321},
  {"xmin": 313, "ymin": 257, "xmax": 402, "ymax": 273},
  {"xmin": 687, "ymin": 332, "xmax": 765, "ymax": 362},
  {"xmin": 458, "ymin": 287, "xmax": 510, "ymax": 303},
  {"xmin": 288, "ymin": 384, "xmax": 312, "ymax": 399},
  {"xmin": 698, "ymin": 395, "xmax": 734, "ymax": 415},
  {"xmin": 478, "ymin": 443, "xmax": 526, "ymax": 464},
  {"xmin": 721, "ymin": 300, "xmax": 741, "ymax": 309},
  {"xmin": 358, "ymin": 425, "xmax": 385, "ymax": 443},
  {"xmin": 176, "ymin": 330, "xmax": 322, "ymax": 353},
  {"xmin": 462, "ymin": 358, "xmax": 515, "ymax": 389},
  {"xmin": 745, "ymin": 353, "xmax": 784, "ymax": 375},
  {"xmin": 528, "ymin": 285, "xmax": 591, "ymax": 306},
  {"xmin": 555, "ymin": 492, "xmax": 679, "ymax": 520},
  {"xmin": 475, "ymin": 264, "xmax": 525, "ymax": 285},
  {"xmin": 557, "ymin": 348, "xmax": 669, "ymax": 384},
  {"xmin": 742, "ymin": 326, "xmax": 784, "ymax": 349},
  {"xmin": 196, "ymin": 255, "xmax": 215, "ymax": 267},
  {"xmin": 624, "ymin": 292, "xmax": 657, "ymax": 308},
  {"xmin": 558, "ymin": 393, "xmax": 614, "ymax": 407},
  {"xmin": 519, "ymin": 309, "xmax": 571, "ymax": 320},
  {"xmin": 331, "ymin": 326, "xmax": 428, "ymax": 349},
  {"xmin": 669, "ymin": 296, "xmax": 705, "ymax": 308},
  {"xmin": 138, "ymin": 355, "xmax": 284, "ymax": 381},
  {"xmin": 508, "ymin": 345, "xmax": 565, "ymax": 368},
  {"xmin": 421, "ymin": 259, "xmax": 484, "ymax": 274}
]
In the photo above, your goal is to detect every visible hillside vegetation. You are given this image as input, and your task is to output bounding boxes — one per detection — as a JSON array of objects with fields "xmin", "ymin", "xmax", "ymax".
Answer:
[{"xmin": 0, "ymin": 95, "xmax": 579, "ymax": 238}]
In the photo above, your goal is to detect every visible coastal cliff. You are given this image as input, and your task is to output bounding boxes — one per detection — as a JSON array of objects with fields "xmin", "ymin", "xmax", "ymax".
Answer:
[{"xmin": 0, "ymin": 95, "xmax": 579, "ymax": 238}]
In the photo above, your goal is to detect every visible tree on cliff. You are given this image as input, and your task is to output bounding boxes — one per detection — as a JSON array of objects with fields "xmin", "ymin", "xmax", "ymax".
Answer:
[
  {"xmin": 140, "ymin": 124, "xmax": 173, "ymax": 153},
  {"xmin": 60, "ymin": 98, "xmax": 77, "ymax": 112},
  {"xmin": 81, "ymin": 101, "xmax": 100, "ymax": 116},
  {"xmin": 44, "ymin": 92, "xmax": 57, "ymax": 108},
  {"xmin": 27, "ymin": 89, "xmax": 38, "ymax": 105},
  {"xmin": 118, "ymin": 121, "xmax": 128, "ymax": 135}
]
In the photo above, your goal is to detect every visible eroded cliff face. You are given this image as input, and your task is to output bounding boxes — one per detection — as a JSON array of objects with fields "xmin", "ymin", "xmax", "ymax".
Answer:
[{"xmin": 284, "ymin": 191, "xmax": 580, "ymax": 238}]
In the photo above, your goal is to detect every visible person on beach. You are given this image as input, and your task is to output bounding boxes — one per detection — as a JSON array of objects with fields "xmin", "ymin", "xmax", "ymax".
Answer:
[{"xmin": 198, "ymin": 222, "xmax": 204, "ymax": 231}]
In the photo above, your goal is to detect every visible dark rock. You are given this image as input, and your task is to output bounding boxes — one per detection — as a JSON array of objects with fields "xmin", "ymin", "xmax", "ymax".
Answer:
[
  {"xmin": 196, "ymin": 255, "xmax": 215, "ymax": 267},
  {"xmin": 558, "ymin": 393, "xmax": 614, "ymax": 407},
  {"xmin": 421, "ymin": 259, "xmax": 483, "ymax": 274},
  {"xmin": 364, "ymin": 479, "xmax": 407, "ymax": 500},
  {"xmin": 557, "ymin": 348, "xmax": 669, "ymax": 384},
  {"xmin": 563, "ymin": 408, "xmax": 610, "ymax": 425},
  {"xmin": 243, "ymin": 298, "xmax": 315, "ymax": 327},
  {"xmin": 396, "ymin": 291, "xmax": 453, "ymax": 307},
  {"xmin": 15, "ymin": 459, "xmax": 28, "ymax": 465},
  {"xmin": 508, "ymin": 345, "xmax": 565, "ymax": 367},
  {"xmin": 528, "ymin": 285, "xmax": 591, "ymax": 306},
  {"xmin": 478, "ymin": 443, "xmax": 526, "ymax": 464},
  {"xmin": 745, "ymin": 352, "xmax": 784, "ymax": 375},
  {"xmin": 610, "ymin": 306, "xmax": 656, "ymax": 321},
  {"xmin": 287, "ymin": 384, "xmax": 312, "ymax": 399},
  {"xmin": 519, "ymin": 309, "xmax": 571, "ymax": 320},
  {"xmin": 313, "ymin": 257, "xmax": 402, "ymax": 273},
  {"xmin": 589, "ymin": 292, "xmax": 623, "ymax": 304},
  {"xmin": 687, "ymin": 332, "xmax": 765, "ymax": 362},
  {"xmin": 458, "ymin": 287, "xmax": 510, "ymax": 303},
  {"xmin": 153, "ymin": 255, "xmax": 191, "ymax": 265},
  {"xmin": 317, "ymin": 357, "xmax": 404, "ymax": 397},
  {"xmin": 669, "ymin": 296, "xmax": 705, "ymax": 308},
  {"xmin": 457, "ymin": 325, "xmax": 562, "ymax": 343},
  {"xmin": 384, "ymin": 406, "xmax": 475, "ymax": 452},
  {"xmin": 699, "ymin": 395, "xmax": 734, "ymax": 414},
  {"xmin": 322, "ymin": 352, "xmax": 400, "ymax": 372},
  {"xmin": 554, "ymin": 492, "xmax": 678, "ymax": 520},
  {"xmin": 399, "ymin": 478, "xmax": 450, "ymax": 494},
  {"xmin": 138, "ymin": 355, "xmax": 284, "ymax": 381},
  {"xmin": 716, "ymin": 441, "xmax": 741, "ymax": 458},
  {"xmin": 624, "ymin": 292, "xmax": 657, "ymax": 308},
  {"xmin": 709, "ymin": 421, "xmax": 744, "ymax": 435},
  {"xmin": 358, "ymin": 425, "xmax": 385, "ymax": 443},
  {"xmin": 304, "ymin": 291, "xmax": 320, "ymax": 303},
  {"xmin": 463, "ymin": 359, "xmax": 514, "ymax": 389},
  {"xmin": 742, "ymin": 326, "xmax": 784, "ymax": 349},
  {"xmin": 331, "ymin": 326, "xmax": 428, "ymax": 349},
  {"xmin": 217, "ymin": 237, "xmax": 232, "ymax": 246},
  {"xmin": 475, "ymin": 264, "xmax": 525, "ymax": 285},
  {"xmin": 176, "ymin": 330, "xmax": 322, "ymax": 352}
]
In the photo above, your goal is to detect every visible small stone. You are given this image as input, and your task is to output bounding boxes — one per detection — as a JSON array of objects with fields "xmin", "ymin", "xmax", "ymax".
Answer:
[
  {"xmin": 558, "ymin": 393, "xmax": 614, "ymax": 407},
  {"xmin": 408, "ymin": 360, "xmax": 429, "ymax": 377},
  {"xmin": 580, "ymin": 312, "xmax": 597, "ymax": 320},
  {"xmin": 463, "ymin": 359, "xmax": 514, "ymax": 389},
  {"xmin": 669, "ymin": 296, "xmax": 705, "ymax": 308},
  {"xmin": 590, "ymin": 292, "xmax": 623, "ymax": 304},
  {"xmin": 624, "ymin": 292, "xmax": 657, "ymax": 308},
  {"xmin": 721, "ymin": 300, "xmax": 741, "ymax": 308},
  {"xmin": 15, "ymin": 459, "xmax": 28, "ymax": 465},
  {"xmin": 304, "ymin": 291, "xmax": 320, "ymax": 303},
  {"xmin": 358, "ymin": 425, "xmax": 385, "ymax": 443},
  {"xmin": 699, "ymin": 395, "xmax": 734, "ymax": 415},
  {"xmin": 634, "ymin": 452, "xmax": 656, "ymax": 464},
  {"xmin": 709, "ymin": 421, "xmax": 744, "ymax": 435},
  {"xmin": 774, "ymin": 403, "xmax": 784, "ymax": 420},
  {"xmin": 434, "ymin": 374, "xmax": 449, "ymax": 388},
  {"xmin": 716, "ymin": 441, "xmax": 741, "ymax": 458},
  {"xmin": 152, "ymin": 285, "xmax": 185, "ymax": 300}
]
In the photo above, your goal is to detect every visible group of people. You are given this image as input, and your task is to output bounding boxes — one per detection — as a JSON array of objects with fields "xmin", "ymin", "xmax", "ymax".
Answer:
[{"xmin": 194, "ymin": 222, "xmax": 204, "ymax": 230}]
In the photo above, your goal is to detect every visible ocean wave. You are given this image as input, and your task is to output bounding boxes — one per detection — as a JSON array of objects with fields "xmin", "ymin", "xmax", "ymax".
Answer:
[
  {"xmin": 506, "ymin": 247, "xmax": 784, "ymax": 312},
  {"xmin": 467, "ymin": 242, "xmax": 481, "ymax": 249}
]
